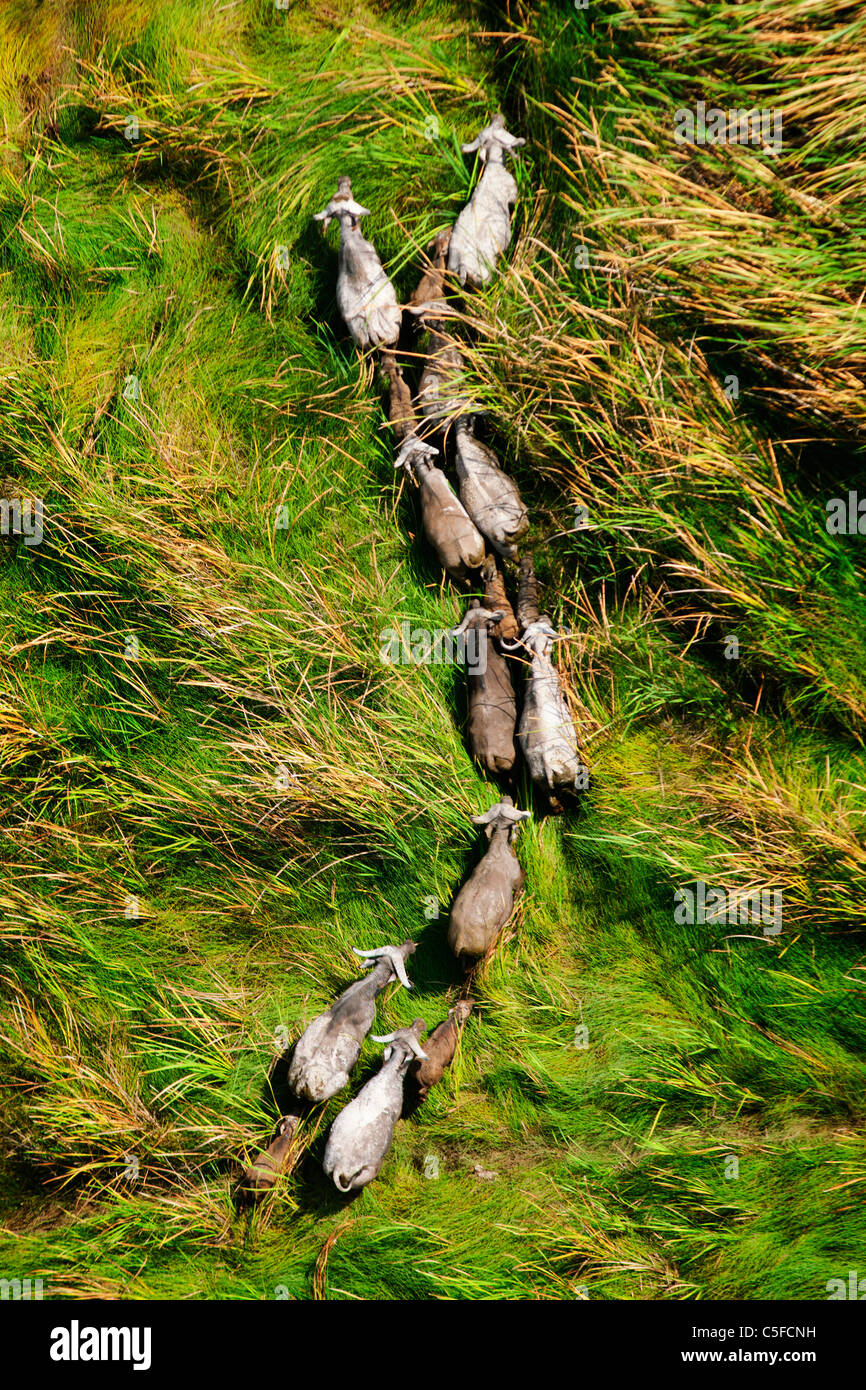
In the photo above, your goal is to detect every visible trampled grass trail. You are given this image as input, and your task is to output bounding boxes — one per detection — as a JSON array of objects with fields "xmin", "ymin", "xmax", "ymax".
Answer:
[{"xmin": 0, "ymin": 0, "xmax": 863, "ymax": 1300}]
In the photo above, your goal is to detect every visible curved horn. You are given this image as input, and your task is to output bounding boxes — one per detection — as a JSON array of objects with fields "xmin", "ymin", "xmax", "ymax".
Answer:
[
  {"xmin": 388, "ymin": 950, "xmax": 413, "ymax": 990},
  {"xmin": 352, "ymin": 944, "xmax": 413, "ymax": 989},
  {"xmin": 471, "ymin": 799, "xmax": 531, "ymax": 825},
  {"xmin": 371, "ymin": 1031, "xmax": 428, "ymax": 1060},
  {"xmin": 466, "ymin": 116, "xmax": 526, "ymax": 163},
  {"xmin": 452, "ymin": 604, "xmax": 504, "ymax": 637},
  {"xmin": 452, "ymin": 602, "xmax": 479, "ymax": 637},
  {"xmin": 406, "ymin": 301, "xmax": 454, "ymax": 319},
  {"xmin": 493, "ymin": 130, "xmax": 525, "ymax": 151},
  {"xmin": 522, "ymin": 619, "xmax": 560, "ymax": 646},
  {"xmin": 394, "ymin": 434, "xmax": 438, "ymax": 471},
  {"xmin": 485, "ymin": 115, "xmax": 526, "ymax": 152},
  {"xmin": 314, "ymin": 197, "xmax": 370, "ymax": 225}
]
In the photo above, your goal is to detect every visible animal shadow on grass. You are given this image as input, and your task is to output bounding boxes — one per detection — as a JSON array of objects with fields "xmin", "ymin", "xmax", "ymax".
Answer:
[{"xmin": 292, "ymin": 1141, "xmax": 368, "ymax": 1214}]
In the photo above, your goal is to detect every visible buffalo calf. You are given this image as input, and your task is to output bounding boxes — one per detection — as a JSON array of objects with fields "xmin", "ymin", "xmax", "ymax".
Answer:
[{"xmin": 410, "ymin": 1000, "xmax": 474, "ymax": 1102}]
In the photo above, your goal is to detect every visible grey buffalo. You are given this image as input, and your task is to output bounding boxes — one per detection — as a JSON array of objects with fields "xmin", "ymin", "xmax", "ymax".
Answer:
[
  {"xmin": 454, "ymin": 419, "xmax": 528, "ymax": 560},
  {"xmin": 395, "ymin": 434, "xmax": 485, "ymax": 586},
  {"xmin": 314, "ymin": 177, "xmax": 402, "ymax": 350},
  {"xmin": 516, "ymin": 621, "xmax": 586, "ymax": 796},
  {"xmin": 323, "ymin": 1020, "xmax": 428, "ymax": 1193},
  {"xmin": 287, "ymin": 942, "xmax": 416, "ymax": 1104},
  {"xmin": 447, "ymin": 797, "xmax": 530, "ymax": 963},
  {"xmin": 453, "ymin": 601, "xmax": 518, "ymax": 776},
  {"xmin": 448, "ymin": 115, "xmax": 526, "ymax": 288}
]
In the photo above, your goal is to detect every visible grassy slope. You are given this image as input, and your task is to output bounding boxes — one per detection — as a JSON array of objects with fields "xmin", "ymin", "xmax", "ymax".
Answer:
[{"xmin": 0, "ymin": 0, "xmax": 863, "ymax": 1300}]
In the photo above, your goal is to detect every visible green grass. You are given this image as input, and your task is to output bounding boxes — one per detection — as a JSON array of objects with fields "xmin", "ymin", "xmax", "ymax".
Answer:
[{"xmin": 0, "ymin": 0, "xmax": 863, "ymax": 1301}]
